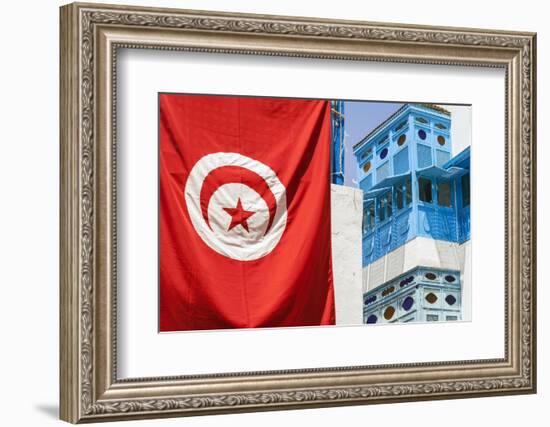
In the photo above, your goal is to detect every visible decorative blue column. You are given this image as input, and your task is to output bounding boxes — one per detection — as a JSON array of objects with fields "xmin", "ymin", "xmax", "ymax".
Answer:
[{"xmin": 331, "ymin": 100, "xmax": 345, "ymax": 185}]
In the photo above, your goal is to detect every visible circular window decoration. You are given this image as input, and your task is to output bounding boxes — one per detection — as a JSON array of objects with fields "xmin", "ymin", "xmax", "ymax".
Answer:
[
  {"xmin": 445, "ymin": 295, "xmax": 457, "ymax": 306},
  {"xmin": 363, "ymin": 161, "xmax": 371, "ymax": 173},
  {"xmin": 402, "ymin": 296, "xmax": 414, "ymax": 311},
  {"xmin": 400, "ymin": 275, "xmax": 414, "ymax": 287},
  {"xmin": 383, "ymin": 306, "xmax": 395, "ymax": 320},
  {"xmin": 425, "ymin": 293, "xmax": 438, "ymax": 304},
  {"xmin": 397, "ymin": 134, "xmax": 407, "ymax": 146},
  {"xmin": 425, "ymin": 272, "xmax": 437, "ymax": 280},
  {"xmin": 418, "ymin": 129, "xmax": 427, "ymax": 140},
  {"xmin": 444, "ymin": 275, "xmax": 456, "ymax": 283},
  {"xmin": 366, "ymin": 314, "xmax": 378, "ymax": 324},
  {"xmin": 437, "ymin": 135, "xmax": 446, "ymax": 146},
  {"xmin": 364, "ymin": 295, "xmax": 377, "ymax": 305},
  {"xmin": 382, "ymin": 286, "xmax": 395, "ymax": 297},
  {"xmin": 379, "ymin": 147, "xmax": 389, "ymax": 159}
]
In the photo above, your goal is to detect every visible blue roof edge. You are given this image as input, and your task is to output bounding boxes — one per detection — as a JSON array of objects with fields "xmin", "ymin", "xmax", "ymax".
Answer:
[
  {"xmin": 352, "ymin": 103, "xmax": 452, "ymax": 153},
  {"xmin": 443, "ymin": 146, "xmax": 471, "ymax": 170}
]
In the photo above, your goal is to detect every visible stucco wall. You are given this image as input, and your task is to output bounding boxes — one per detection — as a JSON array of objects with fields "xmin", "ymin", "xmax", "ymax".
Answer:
[{"xmin": 330, "ymin": 184, "xmax": 364, "ymax": 325}]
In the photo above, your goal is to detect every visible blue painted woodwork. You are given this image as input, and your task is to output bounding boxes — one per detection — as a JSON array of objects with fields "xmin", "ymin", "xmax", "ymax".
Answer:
[
  {"xmin": 353, "ymin": 104, "xmax": 471, "ymax": 267},
  {"xmin": 331, "ymin": 100, "xmax": 345, "ymax": 185},
  {"xmin": 363, "ymin": 267, "xmax": 462, "ymax": 323}
]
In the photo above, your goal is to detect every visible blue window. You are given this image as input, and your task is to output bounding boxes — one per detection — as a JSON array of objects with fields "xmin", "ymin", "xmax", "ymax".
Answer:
[
  {"xmin": 376, "ymin": 161, "xmax": 391, "ymax": 183},
  {"xmin": 361, "ymin": 173, "xmax": 373, "ymax": 192},
  {"xmin": 461, "ymin": 173, "xmax": 470, "ymax": 207},
  {"xmin": 417, "ymin": 144, "xmax": 432, "ymax": 168},
  {"xmin": 393, "ymin": 146, "xmax": 409, "ymax": 175},
  {"xmin": 394, "ymin": 178, "xmax": 412, "ymax": 210},
  {"xmin": 363, "ymin": 202, "xmax": 375, "ymax": 233},
  {"xmin": 418, "ymin": 177, "xmax": 433, "ymax": 203},
  {"xmin": 437, "ymin": 180, "xmax": 452, "ymax": 207},
  {"xmin": 379, "ymin": 147, "xmax": 389, "ymax": 159},
  {"xmin": 395, "ymin": 184, "xmax": 404, "ymax": 210},
  {"xmin": 395, "ymin": 121, "xmax": 407, "ymax": 131},
  {"xmin": 378, "ymin": 191, "xmax": 392, "ymax": 222},
  {"xmin": 361, "ymin": 147, "xmax": 373, "ymax": 160},
  {"xmin": 436, "ymin": 149, "xmax": 451, "ymax": 167}
]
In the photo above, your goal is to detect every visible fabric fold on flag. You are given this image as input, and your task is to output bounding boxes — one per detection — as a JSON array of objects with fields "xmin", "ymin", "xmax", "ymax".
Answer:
[{"xmin": 159, "ymin": 94, "xmax": 335, "ymax": 331}]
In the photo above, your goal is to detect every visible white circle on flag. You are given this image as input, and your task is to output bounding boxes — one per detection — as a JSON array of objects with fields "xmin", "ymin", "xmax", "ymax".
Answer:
[{"xmin": 184, "ymin": 152, "xmax": 287, "ymax": 261}]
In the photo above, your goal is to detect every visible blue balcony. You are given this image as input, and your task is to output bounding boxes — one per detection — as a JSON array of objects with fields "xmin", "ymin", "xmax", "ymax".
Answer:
[{"xmin": 353, "ymin": 104, "xmax": 470, "ymax": 268}]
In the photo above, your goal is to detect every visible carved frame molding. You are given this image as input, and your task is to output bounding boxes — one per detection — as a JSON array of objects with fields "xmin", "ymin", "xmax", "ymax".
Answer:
[{"xmin": 60, "ymin": 2, "xmax": 536, "ymax": 423}]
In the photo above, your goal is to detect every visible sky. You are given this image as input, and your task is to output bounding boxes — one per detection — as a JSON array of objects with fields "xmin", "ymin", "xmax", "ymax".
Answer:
[{"xmin": 341, "ymin": 101, "xmax": 472, "ymax": 188}]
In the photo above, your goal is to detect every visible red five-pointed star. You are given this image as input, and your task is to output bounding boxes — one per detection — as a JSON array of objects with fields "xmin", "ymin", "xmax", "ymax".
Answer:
[{"xmin": 222, "ymin": 198, "xmax": 256, "ymax": 232}]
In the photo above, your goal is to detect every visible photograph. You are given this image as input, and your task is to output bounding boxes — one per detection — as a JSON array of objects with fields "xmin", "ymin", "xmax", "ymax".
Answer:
[{"xmin": 159, "ymin": 94, "xmax": 471, "ymax": 331}]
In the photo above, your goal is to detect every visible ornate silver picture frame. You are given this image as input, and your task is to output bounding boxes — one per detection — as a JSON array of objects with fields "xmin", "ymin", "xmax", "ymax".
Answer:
[{"xmin": 60, "ymin": 2, "xmax": 536, "ymax": 423}]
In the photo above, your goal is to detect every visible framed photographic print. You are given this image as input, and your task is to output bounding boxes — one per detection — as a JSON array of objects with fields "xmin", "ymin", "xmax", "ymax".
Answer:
[{"xmin": 59, "ymin": 2, "xmax": 537, "ymax": 423}]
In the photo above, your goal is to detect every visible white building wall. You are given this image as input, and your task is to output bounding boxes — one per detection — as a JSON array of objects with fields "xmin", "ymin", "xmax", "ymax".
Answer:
[
  {"xmin": 363, "ymin": 237, "xmax": 471, "ymax": 321},
  {"xmin": 330, "ymin": 184, "xmax": 363, "ymax": 325},
  {"xmin": 461, "ymin": 241, "xmax": 472, "ymax": 321}
]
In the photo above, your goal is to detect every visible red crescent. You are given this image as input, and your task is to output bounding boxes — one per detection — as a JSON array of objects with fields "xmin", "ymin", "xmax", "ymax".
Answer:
[{"xmin": 199, "ymin": 165, "xmax": 278, "ymax": 235}]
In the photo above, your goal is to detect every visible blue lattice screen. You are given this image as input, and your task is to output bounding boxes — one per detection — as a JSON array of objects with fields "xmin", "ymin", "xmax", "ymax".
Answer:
[
  {"xmin": 361, "ymin": 173, "xmax": 373, "ymax": 192},
  {"xmin": 436, "ymin": 149, "xmax": 451, "ymax": 167},
  {"xmin": 376, "ymin": 161, "xmax": 390, "ymax": 183},
  {"xmin": 417, "ymin": 144, "xmax": 432, "ymax": 168},
  {"xmin": 393, "ymin": 147, "xmax": 409, "ymax": 175}
]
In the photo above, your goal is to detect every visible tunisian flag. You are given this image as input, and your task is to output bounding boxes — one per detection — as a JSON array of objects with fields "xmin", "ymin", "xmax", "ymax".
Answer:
[{"xmin": 159, "ymin": 94, "xmax": 335, "ymax": 331}]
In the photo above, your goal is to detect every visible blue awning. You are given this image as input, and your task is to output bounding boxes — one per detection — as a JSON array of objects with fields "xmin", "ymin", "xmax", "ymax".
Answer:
[
  {"xmin": 417, "ymin": 165, "xmax": 467, "ymax": 179},
  {"xmin": 363, "ymin": 186, "xmax": 391, "ymax": 200},
  {"xmin": 363, "ymin": 172, "xmax": 411, "ymax": 200},
  {"xmin": 443, "ymin": 146, "xmax": 470, "ymax": 170},
  {"xmin": 371, "ymin": 172, "xmax": 411, "ymax": 191}
]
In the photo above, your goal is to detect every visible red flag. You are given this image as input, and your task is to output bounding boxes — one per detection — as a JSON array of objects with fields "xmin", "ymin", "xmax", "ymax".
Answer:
[{"xmin": 159, "ymin": 94, "xmax": 335, "ymax": 331}]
